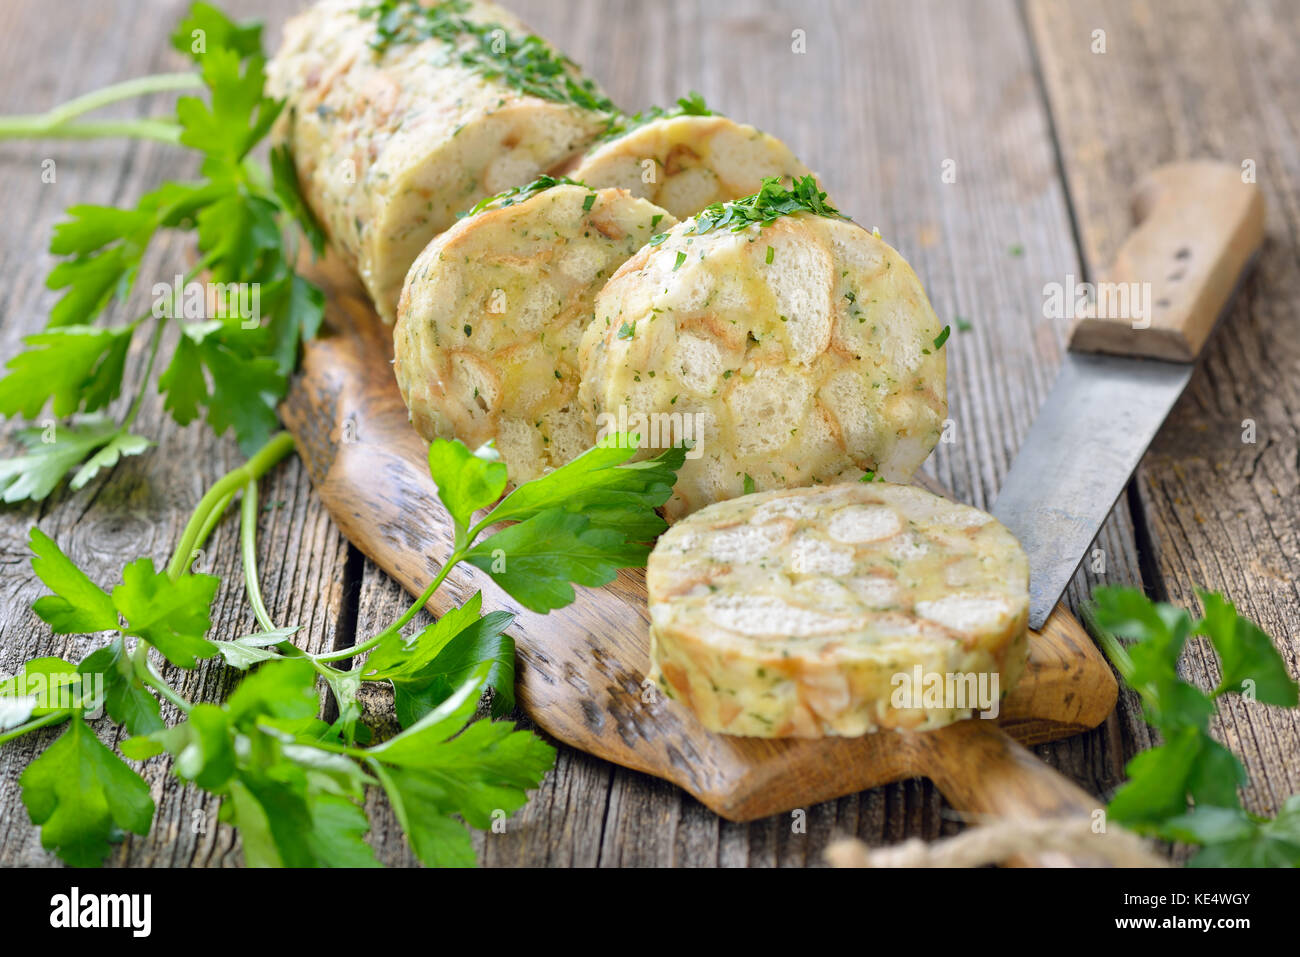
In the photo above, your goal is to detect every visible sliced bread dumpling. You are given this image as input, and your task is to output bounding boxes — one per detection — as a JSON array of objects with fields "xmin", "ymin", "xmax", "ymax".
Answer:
[
  {"xmin": 268, "ymin": 0, "xmax": 613, "ymax": 322},
  {"xmin": 394, "ymin": 180, "xmax": 676, "ymax": 483},
  {"xmin": 646, "ymin": 483, "xmax": 1030, "ymax": 738},
  {"xmin": 578, "ymin": 180, "xmax": 948, "ymax": 520},
  {"xmin": 565, "ymin": 111, "xmax": 813, "ymax": 221}
]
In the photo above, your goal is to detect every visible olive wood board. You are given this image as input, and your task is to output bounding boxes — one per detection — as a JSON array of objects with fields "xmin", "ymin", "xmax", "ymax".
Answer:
[{"xmin": 280, "ymin": 253, "xmax": 1118, "ymax": 825}]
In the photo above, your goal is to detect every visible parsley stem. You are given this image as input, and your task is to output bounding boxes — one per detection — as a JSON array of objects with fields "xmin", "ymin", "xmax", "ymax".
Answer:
[
  {"xmin": 312, "ymin": 553, "xmax": 464, "ymax": 664},
  {"xmin": 0, "ymin": 118, "xmax": 183, "ymax": 144},
  {"xmin": 122, "ymin": 318, "xmax": 166, "ymax": 433},
  {"xmin": 0, "ymin": 710, "xmax": 71, "ymax": 746},
  {"xmin": 234, "ymin": 474, "xmax": 343, "ymax": 682},
  {"xmin": 134, "ymin": 648, "xmax": 191, "ymax": 714},
  {"xmin": 240, "ymin": 477, "xmax": 276, "ymax": 633},
  {"xmin": 0, "ymin": 71, "xmax": 200, "ymax": 143},
  {"xmin": 166, "ymin": 432, "xmax": 296, "ymax": 581}
]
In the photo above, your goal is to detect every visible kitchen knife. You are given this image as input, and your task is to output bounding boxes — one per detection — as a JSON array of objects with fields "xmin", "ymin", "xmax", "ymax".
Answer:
[{"xmin": 991, "ymin": 162, "xmax": 1266, "ymax": 630}]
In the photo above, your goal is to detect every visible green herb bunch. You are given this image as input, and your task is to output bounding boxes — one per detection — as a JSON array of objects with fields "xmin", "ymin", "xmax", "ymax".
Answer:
[
  {"xmin": 1, "ymin": 430, "xmax": 685, "ymax": 866},
  {"xmin": 0, "ymin": 4, "xmax": 326, "ymax": 503},
  {"xmin": 1087, "ymin": 586, "xmax": 1300, "ymax": 866}
]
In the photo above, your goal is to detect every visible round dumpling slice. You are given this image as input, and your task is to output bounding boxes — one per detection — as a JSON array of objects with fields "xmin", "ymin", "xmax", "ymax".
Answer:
[
  {"xmin": 646, "ymin": 483, "xmax": 1029, "ymax": 738},
  {"xmin": 268, "ymin": 0, "xmax": 612, "ymax": 322},
  {"xmin": 394, "ymin": 181, "xmax": 676, "ymax": 483},
  {"xmin": 564, "ymin": 111, "xmax": 813, "ymax": 220},
  {"xmin": 578, "ymin": 180, "xmax": 948, "ymax": 520}
]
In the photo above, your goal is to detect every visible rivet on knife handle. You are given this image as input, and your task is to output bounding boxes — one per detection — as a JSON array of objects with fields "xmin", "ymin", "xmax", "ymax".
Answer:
[{"xmin": 1068, "ymin": 161, "xmax": 1266, "ymax": 362}]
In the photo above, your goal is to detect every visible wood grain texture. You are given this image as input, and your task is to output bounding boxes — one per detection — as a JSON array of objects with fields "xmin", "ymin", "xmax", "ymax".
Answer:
[
  {"xmin": 4, "ymin": 0, "xmax": 1292, "ymax": 867},
  {"xmin": 1027, "ymin": 0, "xmax": 1300, "ymax": 819}
]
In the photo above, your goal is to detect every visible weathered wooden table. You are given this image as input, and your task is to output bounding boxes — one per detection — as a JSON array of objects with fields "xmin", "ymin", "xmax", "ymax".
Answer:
[{"xmin": 1, "ymin": 0, "xmax": 1296, "ymax": 867}]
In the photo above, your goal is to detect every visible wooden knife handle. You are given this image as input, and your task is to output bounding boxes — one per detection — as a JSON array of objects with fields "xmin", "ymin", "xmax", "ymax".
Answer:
[
  {"xmin": 1068, "ymin": 161, "xmax": 1265, "ymax": 362},
  {"xmin": 907, "ymin": 720, "xmax": 1107, "ymax": 866}
]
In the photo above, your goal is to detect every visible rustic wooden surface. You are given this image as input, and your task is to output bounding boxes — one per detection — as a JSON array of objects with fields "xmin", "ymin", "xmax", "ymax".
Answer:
[{"xmin": 0, "ymin": 0, "xmax": 1295, "ymax": 866}]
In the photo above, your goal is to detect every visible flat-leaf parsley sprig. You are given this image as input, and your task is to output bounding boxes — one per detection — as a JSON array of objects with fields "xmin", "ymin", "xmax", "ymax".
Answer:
[
  {"xmin": 0, "ymin": 3, "xmax": 326, "ymax": 503},
  {"xmin": 1, "ymin": 429, "xmax": 686, "ymax": 866},
  {"xmin": 1086, "ymin": 586, "xmax": 1300, "ymax": 866}
]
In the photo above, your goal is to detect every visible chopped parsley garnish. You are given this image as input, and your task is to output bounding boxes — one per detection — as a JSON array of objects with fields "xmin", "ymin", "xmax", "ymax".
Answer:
[
  {"xmin": 673, "ymin": 251, "xmax": 686, "ymax": 271},
  {"xmin": 765, "ymin": 245, "xmax": 775, "ymax": 264},
  {"xmin": 686, "ymin": 175, "xmax": 842, "ymax": 237},
  {"xmin": 932, "ymin": 326, "xmax": 951, "ymax": 350},
  {"xmin": 464, "ymin": 174, "xmax": 587, "ymax": 217},
  {"xmin": 617, "ymin": 321, "xmax": 635, "ymax": 340},
  {"xmin": 360, "ymin": 1, "xmax": 616, "ymax": 116},
  {"xmin": 595, "ymin": 91, "xmax": 714, "ymax": 142}
]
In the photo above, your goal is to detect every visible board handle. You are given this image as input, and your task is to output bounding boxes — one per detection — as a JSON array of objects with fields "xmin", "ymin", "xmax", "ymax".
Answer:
[
  {"xmin": 907, "ymin": 720, "xmax": 1108, "ymax": 866},
  {"xmin": 1068, "ymin": 161, "xmax": 1264, "ymax": 362}
]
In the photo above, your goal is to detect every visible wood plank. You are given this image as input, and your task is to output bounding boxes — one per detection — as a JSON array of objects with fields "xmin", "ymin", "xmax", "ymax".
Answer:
[{"xmin": 1026, "ymin": 0, "xmax": 1300, "ymax": 816}]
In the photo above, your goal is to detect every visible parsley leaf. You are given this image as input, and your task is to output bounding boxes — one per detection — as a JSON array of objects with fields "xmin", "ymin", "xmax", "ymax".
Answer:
[
  {"xmin": 365, "ymin": 667, "xmax": 554, "ymax": 867},
  {"xmin": 466, "ymin": 509, "xmax": 648, "ymax": 613},
  {"xmin": 112, "ymin": 559, "xmax": 220, "ymax": 668},
  {"xmin": 426, "ymin": 438, "xmax": 508, "ymax": 537},
  {"xmin": 1196, "ymin": 590, "xmax": 1299, "ymax": 705},
  {"xmin": 20, "ymin": 715, "xmax": 154, "ymax": 867},
  {"xmin": 78, "ymin": 639, "xmax": 165, "ymax": 736},
  {"xmin": 29, "ymin": 526, "xmax": 119, "ymax": 633},
  {"xmin": 170, "ymin": 1, "xmax": 264, "ymax": 62},
  {"xmin": 364, "ymin": 593, "xmax": 517, "ymax": 722},
  {"xmin": 1161, "ymin": 797, "xmax": 1300, "ymax": 867},
  {"xmin": 478, "ymin": 433, "xmax": 683, "ymax": 541},
  {"xmin": 211, "ymin": 626, "xmax": 297, "ymax": 670},
  {"xmin": 0, "ymin": 325, "xmax": 133, "ymax": 420}
]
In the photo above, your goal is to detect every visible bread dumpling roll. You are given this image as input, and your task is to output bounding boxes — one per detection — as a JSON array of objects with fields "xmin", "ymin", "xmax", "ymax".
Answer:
[
  {"xmin": 578, "ymin": 178, "xmax": 948, "ymax": 521},
  {"xmin": 268, "ymin": 0, "xmax": 613, "ymax": 322},
  {"xmin": 565, "ymin": 104, "xmax": 813, "ymax": 221},
  {"xmin": 646, "ymin": 482, "xmax": 1029, "ymax": 737},
  {"xmin": 394, "ymin": 180, "xmax": 676, "ymax": 483}
]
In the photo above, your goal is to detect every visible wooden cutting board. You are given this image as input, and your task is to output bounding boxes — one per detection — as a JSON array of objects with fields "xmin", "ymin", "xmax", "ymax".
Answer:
[{"xmin": 280, "ymin": 254, "xmax": 1117, "ymax": 824}]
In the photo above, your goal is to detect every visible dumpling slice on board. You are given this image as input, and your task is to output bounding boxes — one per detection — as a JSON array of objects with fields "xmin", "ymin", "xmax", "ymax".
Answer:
[
  {"xmin": 394, "ymin": 179, "xmax": 676, "ymax": 483},
  {"xmin": 579, "ymin": 179, "xmax": 949, "ymax": 520},
  {"xmin": 646, "ymin": 483, "xmax": 1029, "ymax": 737},
  {"xmin": 566, "ymin": 105, "xmax": 814, "ymax": 221}
]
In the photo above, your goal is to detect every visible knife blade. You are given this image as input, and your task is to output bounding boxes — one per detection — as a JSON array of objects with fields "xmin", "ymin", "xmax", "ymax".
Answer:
[{"xmin": 990, "ymin": 162, "xmax": 1266, "ymax": 629}]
